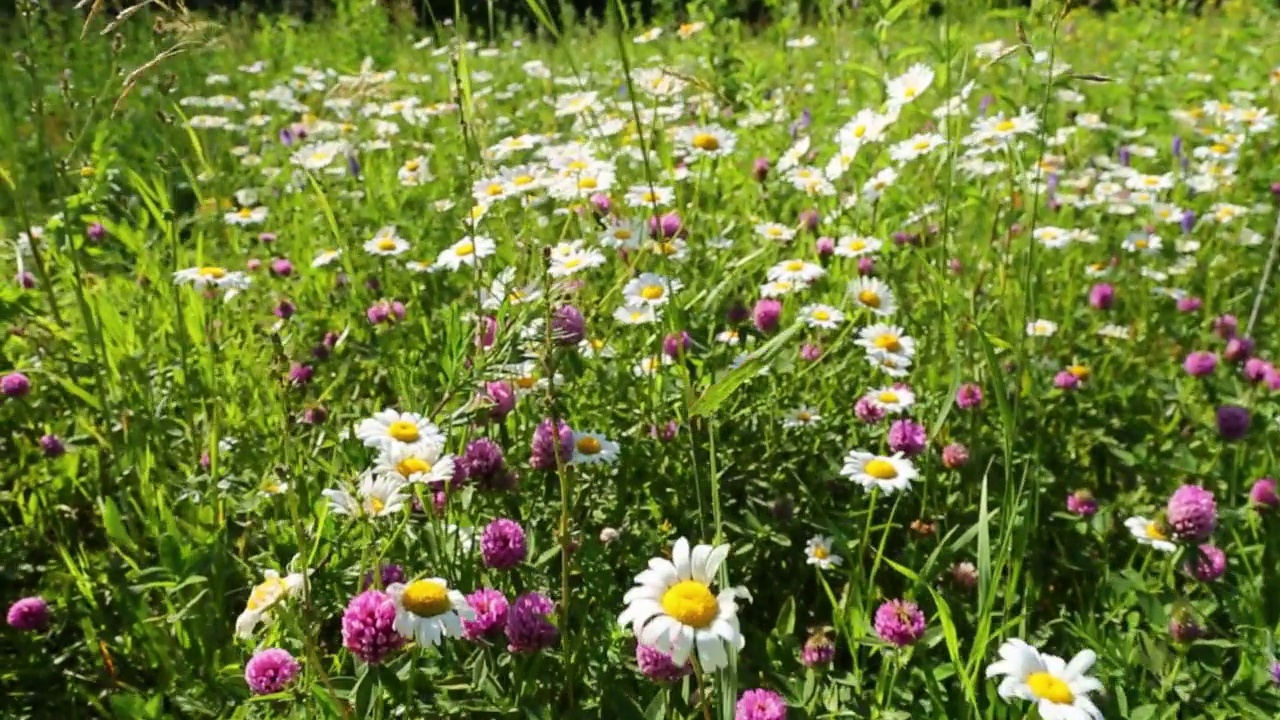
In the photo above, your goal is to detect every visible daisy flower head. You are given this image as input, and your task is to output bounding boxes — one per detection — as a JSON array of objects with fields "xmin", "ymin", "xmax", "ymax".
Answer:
[
  {"xmin": 549, "ymin": 247, "xmax": 607, "ymax": 277},
  {"xmin": 1125, "ymin": 516, "xmax": 1176, "ymax": 553},
  {"xmin": 312, "ymin": 249, "xmax": 343, "ymax": 268},
  {"xmin": 886, "ymin": 63, "xmax": 935, "ymax": 107},
  {"xmin": 323, "ymin": 473, "xmax": 409, "ymax": 519},
  {"xmin": 834, "ymin": 234, "xmax": 883, "ymax": 257},
  {"xmin": 841, "ymin": 451, "xmax": 917, "ymax": 494},
  {"xmin": 571, "ymin": 431, "xmax": 620, "ymax": 465},
  {"xmin": 173, "ymin": 266, "xmax": 251, "ymax": 294},
  {"xmin": 855, "ymin": 323, "xmax": 916, "ymax": 360},
  {"xmin": 364, "ymin": 226, "xmax": 410, "ymax": 257},
  {"xmin": 804, "ymin": 535, "xmax": 843, "ymax": 569},
  {"xmin": 755, "ymin": 222, "xmax": 796, "ymax": 243},
  {"xmin": 768, "ymin": 258, "xmax": 825, "ymax": 284},
  {"xmin": 435, "ymin": 235, "xmax": 496, "ymax": 271},
  {"xmin": 866, "ymin": 385, "xmax": 915, "ymax": 414},
  {"xmin": 614, "ymin": 303, "xmax": 660, "ymax": 325},
  {"xmin": 387, "ymin": 577, "xmax": 473, "ymax": 647},
  {"xmin": 225, "ymin": 205, "xmax": 269, "ymax": 226},
  {"xmin": 623, "ymin": 272, "xmax": 682, "ymax": 307},
  {"xmin": 800, "ymin": 304, "xmax": 843, "ymax": 329},
  {"xmin": 783, "ymin": 406, "xmax": 822, "ymax": 428},
  {"xmin": 675, "ymin": 125, "xmax": 737, "ymax": 158},
  {"xmin": 235, "ymin": 569, "xmax": 306, "ymax": 637},
  {"xmin": 986, "ymin": 639, "xmax": 1104, "ymax": 720},
  {"xmin": 355, "ymin": 409, "xmax": 444, "ymax": 450},
  {"xmin": 848, "ymin": 277, "xmax": 897, "ymax": 315},
  {"xmin": 1026, "ymin": 319, "xmax": 1058, "ymax": 337},
  {"xmin": 375, "ymin": 441, "xmax": 456, "ymax": 487},
  {"xmin": 617, "ymin": 537, "xmax": 749, "ymax": 671}
]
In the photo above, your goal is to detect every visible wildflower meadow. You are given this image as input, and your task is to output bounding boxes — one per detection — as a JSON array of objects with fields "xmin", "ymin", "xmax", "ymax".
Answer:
[{"xmin": 3, "ymin": 1, "xmax": 1280, "ymax": 718}]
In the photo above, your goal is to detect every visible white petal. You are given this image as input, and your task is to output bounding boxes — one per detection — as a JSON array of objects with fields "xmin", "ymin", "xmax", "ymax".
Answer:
[
  {"xmin": 618, "ymin": 598, "xmax": 663, "ymax": 629},
  {"xmin": 703, "ymin": 544, "xmax": 731, "ymax": 582},
  {"xmin": 690, "ymin": 544, "xmax": 712, "ymax": 584},
  {"xmin": 695, "ymin": 630, "xmax": 727, "ymax": 671},
  {"xmin": 639, "ymin": 615, "xmax": 677, "ymax": 648},
  {"xmin": 1076, "ymin": 696, "xmax": 1104, "ymax": 720},
  {"xmin": 668, "ymin": 624, "xmax": 694, "ymax": 666},
  {"xmin": 672, "ymin": 538, "xmax": 692, "ymax": 580},
  {"xmin": 1063, "ymin": 650, "xmax": 1096, "ymax": 680},
  {"xmin": 644, "ymin": 557, "xmax": 679, "ymax": 586}
]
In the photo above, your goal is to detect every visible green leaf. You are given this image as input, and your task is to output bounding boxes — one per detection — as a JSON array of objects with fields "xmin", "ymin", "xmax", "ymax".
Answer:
[
  {"xmin": 690, "ymin": 322, "xmax": 801, "ymax": 417},
  {"xmin": 353, "ymin": 664, "xmax": 376, "ymax": 719},
  {"xmin": 773, "ymin": 595, "xmax": 796, "ymax": 637},
  {"xmin": 100, "ymin": 498, "xmax": 135, "ymax": 552}
]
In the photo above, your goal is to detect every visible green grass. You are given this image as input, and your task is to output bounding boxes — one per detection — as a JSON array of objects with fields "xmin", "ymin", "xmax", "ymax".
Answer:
[{"xmin": 2, "ymin": 1, "xmax": 1280, "ymax": 718}]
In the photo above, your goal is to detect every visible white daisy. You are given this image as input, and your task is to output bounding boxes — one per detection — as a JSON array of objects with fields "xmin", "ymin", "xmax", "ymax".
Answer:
[
  {"xmin": 783, "ymin": 406, "xmax": 822, "ymax": 428},
  {"xmin": 322, "ymin": 473, "xmax": 409, "ymax": 519},
  {"xmin": 354, "ymin": 410, "xmax": 444, "ymax": 450},
  {"xmin": 985, "ymin": 639, "xmax": 1104, "ymax": 720},
  {"xmin": 886, "ymin": 63, "xmax": 935, "ymax": 107},
  {"xmin": 224, "ymin": 206, "xmax": 268, "ymax": 226},
  {"xmin": 804, "ymin": 535, "xmax": 843, "ymax": 569},
  {"xmin": 768, "ymin": 259, "xmax": 825, "ymax": 284},
  {"xmin": 364, "ymin": 226, "xmax": 410, "ymax": 256},
  {"xmin": 375, "ymin": 441, "xmax": 456, "ymax": 487},
  {"xmin": 387, "ymin": 578, "xmax": 473, "ymax": 647},
  {"xmin": 800, "ymin": 304, "xmax": 843, "ymax": 329},
  {"xmin": 571, "ymin": 431, "xmax": 620, "ymax": 465},
  {"xmin": 1124, "ymin": 516, "xmax": 1176, "ymax": 553},
  {"xmin": 755, "ymin": 222, "xmax": 796, "ymax": 243},
  {"xmin": 435, "ymin": 235, "xmax": 496, "ymax": 271},
  {"xmin": 173, "ymin": 266, "xmax": 251, "ymax": 292},
  {"xmin": 1026, "ymin": 319, "xmax": 1059, "ymax": 337},
  {"xmin": 617, "ymin": 538, "xmax": 749, "ymax": 671},
  {"xmin": 848, "ymin": 277, "xmax": 897, "ymax": 316},
  {"xmin": 855, "ymin": 323, "xmax": 916, "ymax": 360},
  {"xmin": 614, "ymin": 304, "xmax": 660, "ymax": 325},
  {"xmin": 675, "ymin": 125, "xmax": 737, "ymax": 158},
  {"xmin": 312, "ymin": 249, "xmax": 343, "ymax": 268},
  {"xmin": 234, "ymin": 569, "xmax": 306, "ymax": 638},
  {"xmin": 841, "ymin": 451, "xmax": 917, "ymax": 494},
  {"xmin": 834, "ymin": 234, "xmax": 883, "ymax": 257},
  {"xmin": 866, "ymin": 386, "xmax": 915, "ymax": 414},
  {"xmin": 623, "ymin": 273, "xmax": 682, "ymax": 307}
]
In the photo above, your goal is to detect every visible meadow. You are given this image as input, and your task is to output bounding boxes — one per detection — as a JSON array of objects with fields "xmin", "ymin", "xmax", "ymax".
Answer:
[{"xmin": 2, "ymin": 1, "xmax": 1280, "ymax": 718}]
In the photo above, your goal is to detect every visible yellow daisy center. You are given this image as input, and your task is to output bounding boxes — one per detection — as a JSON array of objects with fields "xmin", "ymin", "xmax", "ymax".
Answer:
[
  {"xmin": 995, "ymin": 120, "xmax": 1016, "ymax": 133},
  {"xmin": 486, "ymin": 183, "xmax": 505, "ymax": 196},
  {"xmin": 455, "ymin": 241, "xmax": 476, "ymax": 257},
  {"xmin": 913, "ymin": 139, "xmax": 931, "ymax": 151},
  {"xmin": 864, "ymin": 459, "xmax": 898, "ymax": 480},
  {"xmin": 661, "ymin": 580, "xmax": 718, "ymax": 628},
  {"xmin": 405, "ymin": 160, "xmax": 420, "ymax": 171},
  {"xmin": 1026, "ymin": 672, "xmax": 1075, "ymax": 705},
  {"xmin": 614, "ymin": 229, "xmax": 632, "ymax": 240},
  {"xmin": 640, "ymin": 284, "xmax": 665, "ymax": 300},
  {"xmin": 784, "ymin": 260, "xmax": 805, "ymax": 272},
  {"xmin": 1068, "ymin": 365, "xmax": 1090, "ymax": 379},
  {"xmin": 578, "ymin": 177, "xmax": 599, "ymax": 190},
  {"xmin": 1134, "ymin": 239, "xmax": 1148, "ymax": 249},
  {"xmin": 575, "ymin": 436, "xmax": 602, "ymax": 455},
  {"xmin": 377, "ymin": 239, "xmax": 397, "ymax": 251},
  {"xmin": 853, "ymin": 125, "xmax": 867, "ymax": 138},
  {"xmin": 198, "ymin": 266, "xmax": 227, "ymax": 279},
  {"xmin": 766, "ymin": 227, "xmax": 783, "ymax": 236},
  {"xmin": 567, "ymin": 159, "xmax": 589, "ymax": 172},
  {"xmin": 237, "ymin": 208, "xmax": 253, "ymax": 219},
  {"xmin": 858, "ymin": 289, "xmax": 881, "ymax": 307},
  {"xmin": 812, "ymin": 545, "xmax": 829, "ymax": 559},
  {"xmin": 367, "ymin": 497, "xmax": 386, "ymax": 515},
  {"xmin": 873, "ymin": 334, "xmax": 902, "ymax": 352},
  {"xmin": 812, "ymin": 310, "xmax": 830, "ymax": 321},
  {"xmin": 656, "ymin": 242, "xmax": 677, "ymax": 255},
  {"xmin": 877, "ymin": 391, "xmax": 899, "ymax": 404},
  {"xmin": 849, "ymin": 239, "xmax": 866, "ymax": 251},
  {"xmin": 397, "ymin": 457, "xmax": 433, "ymax": 477},
  {"xmin": 387, "ymin": 420, "xmax": 420, "ymax": 443},
  {"xmin": 80, "ymin": 166, "xmax": 96, "ymax": 177},
  {"xmin": 515, "ymin": 375, "xmax": 537, "ymax": 389},
  {"xmin": 514, "ymin": 175, "xmax": 534, "ymax": 186},
  {"xmin": 1146, "ymin": 523, "xmax": 1167, "ymax": 541},
  {"xmin": 796, "ymin": 410, "xmax": 813, "ymax": 421},
  {"xmin": 691, "ymin": 133, "xmax": 720, "ymax": 151},
  {"xmin": 401, "ymin": 579, "xmax": 452, "ymax": 617},
  {"xmin": 903, "ymin": 86, "xmax": 917, "ymax": 98}
]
